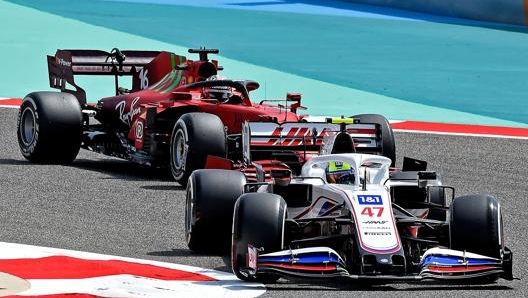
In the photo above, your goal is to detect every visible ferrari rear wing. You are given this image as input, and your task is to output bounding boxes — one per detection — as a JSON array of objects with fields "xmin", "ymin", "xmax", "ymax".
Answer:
[
  {"xmin": 47, "ymin": 48, "xmax": 161, "ymax": 104},
  {"xmin": 241, "ymin": 118, "xmax": 383, "ymax": 165}
]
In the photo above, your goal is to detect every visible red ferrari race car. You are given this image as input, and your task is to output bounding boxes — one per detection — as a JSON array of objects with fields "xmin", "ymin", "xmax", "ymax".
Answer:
[{"xmin": 16, "ymin": 48, "xmax": 396, "ymax": 185}]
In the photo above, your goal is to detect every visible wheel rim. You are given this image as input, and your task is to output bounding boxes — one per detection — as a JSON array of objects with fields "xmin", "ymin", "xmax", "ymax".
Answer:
[
  {"xmin": 171, "ymin": 129, "xmax": 187, "ymax": 179},
  {"xmin": 185, "ymin": 182, "xmax": 195, "ymax": 245},
  {"xmin": 20, "ymin": 107, "xmax": 36, "ymax": 146}
]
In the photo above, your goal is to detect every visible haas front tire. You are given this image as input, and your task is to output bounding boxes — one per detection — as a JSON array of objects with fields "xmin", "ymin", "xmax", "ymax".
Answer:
[
  {"xmin": 232, "ymin": 193, "xmax": 286, "ymax": 283},
  {"xmin": 185, "ymin": 169, "xmax": 246, "ymax": 254},
  {"xmin": 170, "ymin": 112, "xmax": 226, "ymax": 186},
  {"xmin": 450, "ymin": 194, "xmax": 503, "ymax": 259},
  {"xmin": 17, "ymin": 91, "xmax": 82, "ymax": 163}
]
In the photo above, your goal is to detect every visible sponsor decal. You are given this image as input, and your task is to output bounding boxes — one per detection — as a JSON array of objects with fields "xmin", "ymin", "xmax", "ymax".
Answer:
[
  {"xmin": 134, "ymin": 120, "xmax": 144, "ymax": 149},
  {"xmin": 249, "ymin": 123, "xmax": 336, "ymax": 146},
  {"xmin": 364, "ymin": 232, "xmax": 392, "ymax": 236},
  {"xmin": 362, "ymin": 220, "xmax": 388, "ymax": 225},
  {"xmin": 357, "ymin": 195, "xmax": 383, "ymax": 205},
  {"xmin": 138, "ymin": 68, "xmax": 149, "ymax": 89},
  {"xmin": 341, "ymin": 190, "xmax": 400, "ymax": 253},
  {"xmin": 56, "ymin": 57, "xmax": 71, "ymax": 67},
  {"xmin": 135, "ymin": 121, "xmax": 144, "ymax": 140},
  {"xmin": 248, "ymin": 244, "xmax": 258, "ymax": 272},
  {"xmin": 362, "ymin": 226, "xmax": 391, "ymax": 230},
  {"xmin": 115, "ymin": 97, "xmax": 141, "ymax": 126}
]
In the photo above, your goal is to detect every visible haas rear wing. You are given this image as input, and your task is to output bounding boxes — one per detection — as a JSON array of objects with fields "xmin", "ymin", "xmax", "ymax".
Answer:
[
  {"xmin": 242, "ymin": 117, "xmax": 384, "ymax": 164},
  {"xmin": 47, "ymin": 48, "xmax": 161, "ymax": 104}
]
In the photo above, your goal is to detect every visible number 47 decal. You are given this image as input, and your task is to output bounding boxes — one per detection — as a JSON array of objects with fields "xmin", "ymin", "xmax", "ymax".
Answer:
[{"xmin": 361, "ymin": 207, "xmax": 384, "ymax": 217}]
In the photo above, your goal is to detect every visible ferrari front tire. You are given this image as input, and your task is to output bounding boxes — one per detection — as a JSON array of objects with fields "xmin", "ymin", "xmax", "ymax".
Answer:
[
  {"xmin": 17, "ymin": 91, "xmax": 82, "ymax": 163},
  {"xmin": 170, "ymin": 112, "xmax": 226, "ymax": 186}
]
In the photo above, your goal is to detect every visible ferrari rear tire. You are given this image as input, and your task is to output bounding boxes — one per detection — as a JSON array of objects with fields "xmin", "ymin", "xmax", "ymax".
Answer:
[
  {"xmin": 352, "ymin": 114, "xmax": 396, "ymax": 166},
  {"xmin": 170, "ymin": 112, "xmax": 226, "ymax": 186},
  {"xmin": 185, "ymin": 169, "xmax": 246, "ymax": 254},
  {"xmin": 449, "ymin": 194, "xmax": 503, "ymax": 259},
  {"xmin": 17, "ymin": 91, "xmax": 82, "ymax": 163},
  {"xmin": 232, "ymin": 193, "xmax": 286, "ymax": 283}
]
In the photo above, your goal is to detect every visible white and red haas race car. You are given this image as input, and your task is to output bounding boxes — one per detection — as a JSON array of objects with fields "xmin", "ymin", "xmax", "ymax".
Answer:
[{"xmin": 184, "ymin": 124, "xmax": 513, "ymax": 284}]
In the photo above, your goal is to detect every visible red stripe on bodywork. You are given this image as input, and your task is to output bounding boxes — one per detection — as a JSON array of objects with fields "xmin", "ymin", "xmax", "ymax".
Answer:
[
  {"xmin": 294, "ymin": 196, "xmax": 340, "ymax": 219},
  {"xmin": 426, "ymin": 265, "xmax": 499, "ymax": 273},
  {"xmin": 391, "ymin": 121, "xmax": 528, "ymax": 137},
  {"xmin": 0, "ymin": 256, "xmax": 215, "ymax": 281}
]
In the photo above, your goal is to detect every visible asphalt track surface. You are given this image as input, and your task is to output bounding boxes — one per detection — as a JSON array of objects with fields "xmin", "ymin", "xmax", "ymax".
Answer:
[{"xmin": 1, "ymin": 106, "xmax": 526, "ymax": 297}]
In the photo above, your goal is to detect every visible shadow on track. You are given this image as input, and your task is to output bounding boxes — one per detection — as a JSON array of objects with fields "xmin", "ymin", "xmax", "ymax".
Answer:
[
  {"xmin": 0, "ymin": 156, "xmax": 184, "ymax": 190},
  {"xmin": 0, "ymin": 158, "xmax": 29, "ymax": 165},
  {"xmin": 148, "ymin": 248, "xmax": 229, "ymax": 258},
  {"xmin": 72, "ymin": 158, "xmax": 182, "ymax": 185},
  {"xmin": 148, "ymin": 248, "xmax": 198, "ymax": 257},
  {"xmin": 148, "ymin": 249, "xmax": 233, "ymax": 272},
  {"xmin": 262, "ymin": 278, "xmax": 513, "ymax": 292}
]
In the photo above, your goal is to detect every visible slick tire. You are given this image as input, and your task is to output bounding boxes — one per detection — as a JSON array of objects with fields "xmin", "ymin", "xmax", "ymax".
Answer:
[
  {"xmin": 17, "ymin": 91, "xmax": 82, "ymax": 164},
  {"xmin": 185, "ymin": 169, "xmax": 246, "ymax": 254},
  {"xmin": 232, "ymin": 193, "xmax": 286, "ymax": 283},
  {"xmin": 352, "ymin": 114, "xmax": 396, "ymax": 167},
  {"xmin": 170, "ymin": 112, "xmax": 226, "ymax": 186},
  {"xmin": 450, "ymin": 194, "xmax": 503, "ymax": 259}
]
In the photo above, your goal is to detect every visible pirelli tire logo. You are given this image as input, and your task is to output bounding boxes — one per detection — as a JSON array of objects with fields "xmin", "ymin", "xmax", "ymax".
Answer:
[{"xmin": 364, "ymin": 231, "xmax": 392, "ymax": 236}]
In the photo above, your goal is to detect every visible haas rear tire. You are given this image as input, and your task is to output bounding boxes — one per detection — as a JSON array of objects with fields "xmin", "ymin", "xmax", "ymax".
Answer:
[
  {"xmin": 232, "ymin": 193, "xmax": 286, "ymax": 283},
  {"xmin": 450, "ymin": 194, "xmax": 503, "ymax": 259},
  {"xmin": 17, "ymin": 91, "xmax": 82, "ymax": 163},
  {"xmin": 185, "ymin": 169, "xmax": 246, "ymax": 254},
  {"xmin": 352, "ymin": 114, "xmax": 396, "ymax": 166},
  {"xmin": 170, "ymin": 112, "xmax": 226, "ymax": 186}
]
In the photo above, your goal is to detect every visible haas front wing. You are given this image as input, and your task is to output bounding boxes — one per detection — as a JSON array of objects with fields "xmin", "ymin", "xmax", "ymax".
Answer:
[
  {"xmin": 241, "ymin": 189, "xmax": 509, "ymax": 282},
  {"xmin": 248, "ymin": 246, "xmax": 506, "ymax": 281}
]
